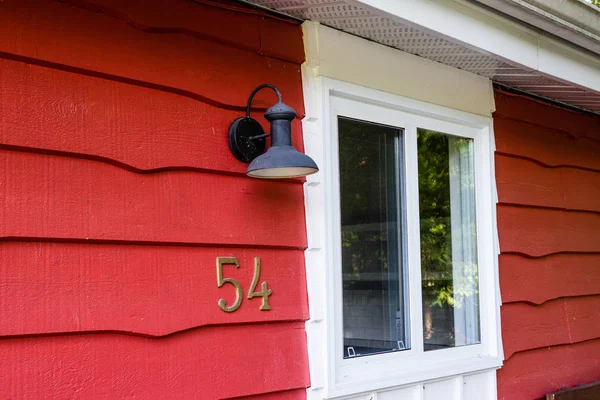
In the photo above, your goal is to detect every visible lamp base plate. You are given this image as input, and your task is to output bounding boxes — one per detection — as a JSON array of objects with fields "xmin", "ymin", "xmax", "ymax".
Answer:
[{"xmin": 228, "ymin": 117, "xmax": 267, "ymax": 163}]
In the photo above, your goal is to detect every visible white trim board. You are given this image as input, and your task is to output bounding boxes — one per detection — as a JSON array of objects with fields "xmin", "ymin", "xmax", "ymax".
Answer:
[
  {"xmin": 301, "ymin": 76, "xmax": 503, "ymax": 400},
  {"xmin": 302, "ymin": 22, "xmax": 496, "ymax": 117}
]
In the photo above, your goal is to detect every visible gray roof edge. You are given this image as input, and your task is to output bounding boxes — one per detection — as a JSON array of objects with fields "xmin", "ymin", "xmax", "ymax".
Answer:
[{"xmin": 473, "ymin": 0, "xmax": 600, "ymax": 56}]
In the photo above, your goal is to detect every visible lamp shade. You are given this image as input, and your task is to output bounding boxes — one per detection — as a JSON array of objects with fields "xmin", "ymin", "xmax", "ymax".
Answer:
[{"xmin": 246, "ymin": 145, "xmax": 319, "ymax": 178}]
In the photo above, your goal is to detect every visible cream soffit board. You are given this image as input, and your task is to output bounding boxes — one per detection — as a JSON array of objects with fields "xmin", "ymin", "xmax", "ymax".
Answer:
[
  {"xmin": 245, "ymin": 0, "xmax": 600, "ymax": 115},
  {"xmin": 303, "ymin": 22, "xmax": 495, "ymax": 116}
]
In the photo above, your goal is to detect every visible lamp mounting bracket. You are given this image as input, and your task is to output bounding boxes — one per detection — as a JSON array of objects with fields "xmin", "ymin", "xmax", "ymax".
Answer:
[
  {"xmin": 228, "ymin": 117, "xmax": 267, "ymax": 163},
  {"xmin": 228, "ymin": 84, "xmax": 282, "ymax": 163}
]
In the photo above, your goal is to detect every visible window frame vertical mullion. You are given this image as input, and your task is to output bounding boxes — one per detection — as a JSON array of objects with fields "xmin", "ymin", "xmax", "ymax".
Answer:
[{"xmin": 403, "ymin": 123, "xmax": 425, "ymax": 355}]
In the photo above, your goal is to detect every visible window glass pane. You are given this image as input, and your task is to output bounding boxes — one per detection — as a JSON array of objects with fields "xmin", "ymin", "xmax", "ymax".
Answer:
[
  {"xmin": 417, "ymin": 128, "xmax": 480, "ymax": 351},
  {"xmin": 338, "ymin": 117, "xmax": 408, "ymax": 359}
]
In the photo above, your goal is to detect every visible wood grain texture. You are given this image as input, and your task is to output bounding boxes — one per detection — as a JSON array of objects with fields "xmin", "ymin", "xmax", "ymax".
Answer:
[
  {"xmin": 256, "ymin": 14, "xmax": 305, "ymax": 64},
  {"xmin": 495, "ymin": 90, "xmax": 600, "ymax": 400},
  {"xmin": 494, "ymin": 90, "xmax": 600, "ymax": 141},
  {"xmin": 0, "ymin": 0, "xmax": 305, "ymax": 114},
  {"xmin": 500, "ymin": 254, "xmax": 600, "ymax": 304},
  {"xmin": 501, "ymin": 296, "xmax": 600, "ymax": 358},
  {"xmin": 62, "ymin": 0, "xmax": 305, "ymax": 64},
  {"xmin": 494, "ymin": 117, "xmax": 600, "ymax": 171},
  {"xmin": 0, "ymin": 242, "xmax": 307, "ymax": 337},
  {"xmin": 0, "ymin": 322, "xmax": 309, "ymax": 399},
  {"xmin": 497, "ymin": 339, "xmax": 600, "ymax": 400},
  {"xmin": 496, "ymin": 155, "xmax": 600, "ymax": 212},
  {"xmin": 0, "ymin": 0, "xmax": 310, "ymax": 398},
  {"xmin": 497, "ymin": 205, "xmax": 600, "ymax": 256},
  {"xmin": 228, "ymin": 389, "xmax": 307, "ymax": 400},
  {"xmin": 496, "ymin": 155, "xmax": 563, "ymax": 209},
  {"xmin": 0, "ymin": 58, "xmax": 304, "ymax": 173},
  {"xmin": 0, "ymin": 149, "xmax": 306, "ymax": 248},
  {"xmin": 547, "ymin": 382, "xmax": 600, "ymax": 400}
]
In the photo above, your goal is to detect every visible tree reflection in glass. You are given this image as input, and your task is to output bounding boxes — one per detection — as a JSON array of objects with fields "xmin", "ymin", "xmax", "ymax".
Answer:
[{"xmin": 417, "ymin": 129, "xmax": 480, "ymax": 351}]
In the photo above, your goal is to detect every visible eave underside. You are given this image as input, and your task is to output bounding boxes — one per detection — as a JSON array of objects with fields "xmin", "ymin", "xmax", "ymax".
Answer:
[{"xmin": 242, "ymin": 0, "xmax": 600, "ymax": 115}]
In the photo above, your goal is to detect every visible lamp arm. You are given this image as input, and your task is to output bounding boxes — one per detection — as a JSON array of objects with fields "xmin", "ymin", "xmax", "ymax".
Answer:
[
  {"xmin": 245, "ymin": 84, "xmax": 282, "ymax": 118},
  {"xmin": 249, "ymin": 132, "xmax": 270, "ymax": 141}
]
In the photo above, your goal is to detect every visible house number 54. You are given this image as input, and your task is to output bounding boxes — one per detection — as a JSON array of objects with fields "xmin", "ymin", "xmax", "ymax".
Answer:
[{"xmin": 216, "ymin": 257, "xmax": 272, "ymax": 313}]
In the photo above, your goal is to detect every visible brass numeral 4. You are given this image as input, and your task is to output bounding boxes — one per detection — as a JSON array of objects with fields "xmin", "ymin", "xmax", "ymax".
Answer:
[{"xmin": 247, "ymin": 257, "xmax": 273, "ymax": 311}]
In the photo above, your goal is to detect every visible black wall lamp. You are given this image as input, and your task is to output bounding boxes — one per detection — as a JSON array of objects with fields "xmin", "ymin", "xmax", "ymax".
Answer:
[{"xmin": 228, "ymin": 84, "xmax": 319, "ymax": 179}]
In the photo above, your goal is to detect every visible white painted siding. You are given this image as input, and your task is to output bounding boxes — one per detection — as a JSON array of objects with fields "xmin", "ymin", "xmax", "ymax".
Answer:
[{"xmin": 316, "ymin": 371, "xmax": 497, "ymax": 400}]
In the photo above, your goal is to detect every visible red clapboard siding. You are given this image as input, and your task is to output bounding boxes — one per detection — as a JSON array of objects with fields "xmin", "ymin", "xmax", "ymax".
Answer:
[
  {"xmin": 501, "ymin": 296, "xmax": 600, "ymax": 358},
  {"xmin": 0, "ymin": 322, "xmax": 309, "ymax": 399},
  {"xmin": 494, "ymin": 117, "xmax": 600, "ymax": 171},
  {"xmin": 0, "ymin": 58, "xmax": 304, "ymax": 173},
  {"xmin": 562, "ymin": 168, "xmax": 600, "ymax": 212},
  {"xmin": 497, "ymin": 205, "xmax": 600, "ymax": 256},
  {"xmin": 496, "ymin": 155, "xmax": 564, "ymax": 209},
  {"xmin": 496, "ymin": 155, "xmax": 600, "ymax": 212},
  {"xmin": 0, "ymin": 149, "xmax": 306, "ymax": 248},
  {"xmin": 229, "ymin": 389, "xmax": 307, "ymax": 400},
  {"xmin": 497, "ymin": 339, "xmax": 600, "ymax": 400},
  {"xmin": 495, "ymin": 89, "xmax": 600, "ymax": 399},
  {"xmin": 61, "ymin": 0, "xmax": 305, "ymax": 64},
  {"xmin": 0, "ymin": 0, "xmax": 305, "ymax": 115},
  {"xmin": 257, "ymin": 15, "xmax": 306, "ymax": 64},
  {"xmin": 500, "ymin": 254, "xmax": 600, "ymax": 304},
  {"xmin": 494, "ymin": 91, "xmax": 600, "ymax": 141},
  {"xmin": 0, "ymin": 0, "xmax": 310, "ymax": 398},
  {"xmin": 64, "ymin": 0, "xmax": 263, "ymax": 54},
  {"xmin": 0, "ymin": 242, "xmax": 307, "ymax": 337}
]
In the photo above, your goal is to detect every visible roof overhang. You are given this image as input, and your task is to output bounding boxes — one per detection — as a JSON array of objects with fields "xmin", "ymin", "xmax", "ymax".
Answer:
[
  {"xmin": 240, "ymin": 0, "xmax": 600, "ymax": 115},
  {"xmin": 474, "ymin": 0, "xmax": 600, "ymax": 56}
]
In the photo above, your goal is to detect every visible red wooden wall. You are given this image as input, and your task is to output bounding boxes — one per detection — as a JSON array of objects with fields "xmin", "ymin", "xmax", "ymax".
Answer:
[
  {"xmin": 494, "ymin": 90, "xmax": 600, "ymax": 400},
  {"xmin": 0, "ymin": 0, "xmax": 309, "ymax": 398}
]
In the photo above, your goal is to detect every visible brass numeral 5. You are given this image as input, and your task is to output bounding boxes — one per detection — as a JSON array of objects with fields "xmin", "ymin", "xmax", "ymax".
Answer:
[
  {"xmin": 216, "ymin": 256, "xmax": 273, "ymax": 313},
  {"xmin": 216, "ymin": 257, "xmax": 243, "ymax": 313}
]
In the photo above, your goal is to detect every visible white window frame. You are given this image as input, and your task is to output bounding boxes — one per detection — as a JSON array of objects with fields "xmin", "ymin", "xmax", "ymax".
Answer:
[{"xmin": 302, "ymin": 78, "xmax": 503, "ymax": 399}]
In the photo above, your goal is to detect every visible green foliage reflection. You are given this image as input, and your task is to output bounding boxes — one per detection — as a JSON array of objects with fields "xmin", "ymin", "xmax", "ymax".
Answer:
[{"xmin": 417, "ymin": 130, "xmax": 454, "ymax": 307}]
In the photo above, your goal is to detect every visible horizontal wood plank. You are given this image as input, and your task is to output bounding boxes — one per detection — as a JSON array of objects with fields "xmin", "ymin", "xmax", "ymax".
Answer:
[
  {"xmin": 0, "ymin": 149, "xmax": 307, "ymax": 248},
  {"xmin": 0, "ymin": 0, "xmax": 305, "ymax": 113},
  {"xmin": 256, "ymin": 14, "xmax": 305, "ymax": 64},
  {"xmin": 229, "ymin": 389, "xmax": 307, "ymax": 400},
  {"xmin": 0, "ymin": 58, "xmax": 305, "ymax": 173},
  {"xmin": 562, "ymin": 168, "xmax": 600, "ymax": 212},
  {"xmin": 501, "ymin": 296, "xmax": 600, "ymax": 358},
  {"xmin": 0, "ymin": 322, "xmax": 309, "ymax": 399},
  {"xmin": 497, "ymin": 205, "xmax": 600, "ymax": 256},
  {"xmin": 494, "ymin": 118, "xmax": 600, "ymax": 171},
  {"xmin": 68, "ymin": 0, "xmax": 264, "ymax": 53},
  {"xmin": 501, "ymin": 301, "xmax": 569, "ymax": 359},
  {"xmin": 500, "ymin": 254, "xmax": 600, "ymax": 304},
  {"xmin": 547, "ymin": 382, "xmax": 600, "ymax": 400},
  {"xmin": 565, "ymin": 297, "xmax": 600, "ymax": 345},
  {"xmin": 495, "ymin": 89, "xmax": 600, "ymax": 400},
  {"xmin": 496, "ymin": 155, "xmax": 563, "ymax": 209},
  {"xmin": 497, "ymin": 339, "xmax": 600, "ymax": 400},
  {"xmin": 496, "ymin": 155, "xmax": 600, "ymax": 212},
  {"xmin": 0, "ymin": 242, "xmax": 307, "ymax": 336},
  {"xmin": 64, "ymin": 0, "xmax": 305, "ymax": 64},
  {"xmin": 494, "ymin": 90, "xmax": 600, "ymax": 141}
]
